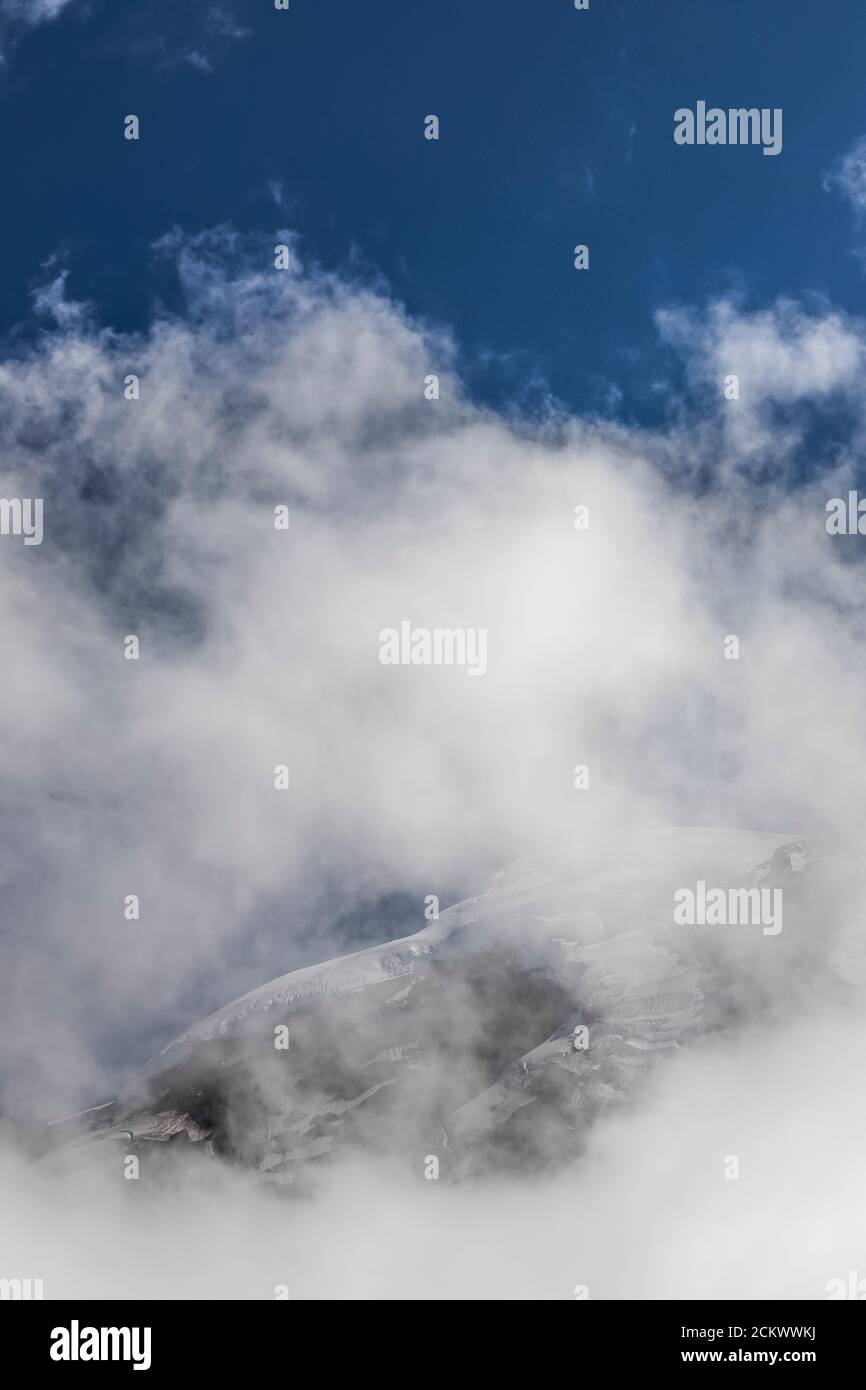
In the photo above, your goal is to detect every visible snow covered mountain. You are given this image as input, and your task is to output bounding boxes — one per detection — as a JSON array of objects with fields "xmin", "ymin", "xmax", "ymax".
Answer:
[{"xmin": 43, "ymin": 827, "xmax": 847, "ymax": 1184}]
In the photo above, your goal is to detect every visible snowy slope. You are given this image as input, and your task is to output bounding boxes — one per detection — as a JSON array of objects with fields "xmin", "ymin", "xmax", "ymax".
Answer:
[{"xmin": 43, "ymin": 826, "xmax": 841, "ymax": 1182}]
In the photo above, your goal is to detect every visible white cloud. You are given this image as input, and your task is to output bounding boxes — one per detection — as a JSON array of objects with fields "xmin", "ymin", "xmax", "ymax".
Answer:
[
  {"xmin": 657, "ymin": 295, "xmax": 866, "ymax": 465},
  {"xmin": 825, "ymin": 134, "xmax": 866, "ymax": 215},
  {"xmin": 2, "ymin": 230, "xmax": 866, "ymax": 1295}
]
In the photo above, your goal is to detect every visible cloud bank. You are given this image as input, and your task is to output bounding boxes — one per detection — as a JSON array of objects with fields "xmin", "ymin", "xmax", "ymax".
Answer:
[{"xmin": 2, "ymin": 228, "xmax": 866, "ymax": 1296}]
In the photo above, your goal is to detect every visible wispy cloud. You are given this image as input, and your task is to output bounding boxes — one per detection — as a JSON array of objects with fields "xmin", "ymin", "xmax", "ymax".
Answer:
[
  {"xmin": 0, "ymin": 0, "xmax": 249, "ymax": 71},
  {"xmin": 0, "ymin": 0, "xmax": 77, "ymax": 25},
  {"xmin": 824, "ymin": 133, "xmax": 866, "ymax": 215}
]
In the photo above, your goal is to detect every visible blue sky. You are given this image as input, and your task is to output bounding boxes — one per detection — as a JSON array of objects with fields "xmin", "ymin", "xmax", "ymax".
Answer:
[{"xmin": 3, "ymin": 0, "xmax": 866, "ymax": 424}]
